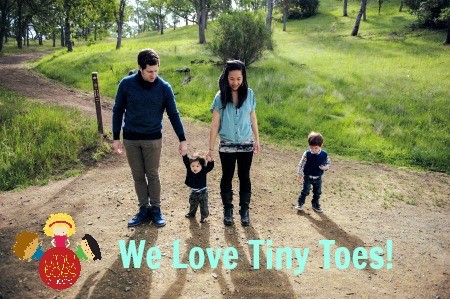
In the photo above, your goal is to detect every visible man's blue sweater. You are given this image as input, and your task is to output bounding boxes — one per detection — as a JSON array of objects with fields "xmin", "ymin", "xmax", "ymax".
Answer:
[{"xmin": 112, "ymin": 72, "xmax": 185, "ymax": 141}]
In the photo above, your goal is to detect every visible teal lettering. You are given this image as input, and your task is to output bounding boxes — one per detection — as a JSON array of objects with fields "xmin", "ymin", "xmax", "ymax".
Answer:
[
  {"xmin": 352, "ymin": 247, "xmax": 368, "ymax": 269},
  {"xmin": 119, "ymin": 240, "xmax": 146, "ymax": 268},
  {"xmin": 172, "ymin": 240, "xmax": 188, "ymax": 269},
  {"xmin": 319, "ymin": 240, "xmax": 335, "ymax": 269}
]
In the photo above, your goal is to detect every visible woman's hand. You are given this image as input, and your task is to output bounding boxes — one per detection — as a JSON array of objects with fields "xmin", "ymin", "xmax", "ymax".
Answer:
[
  {"xmin": 253, "ymin": 141, "xmax": 260, "ymax": 154},
  {"xmin": 206, "ymin": 149, "xmax": 213, "ymax": 162}
]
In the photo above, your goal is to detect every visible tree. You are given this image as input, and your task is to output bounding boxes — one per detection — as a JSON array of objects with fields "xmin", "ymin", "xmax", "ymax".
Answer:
[
  {"xmin": 115, "ymin": 0, "xmax": 127, "ymax": 49},
  {"xmin": 266, "ymin": 0, "xmax": 273, "ymax": 31},
  {"xmin": 404, "ymin": 0, "xmax": 450, "ymax": 28},
  {"xmin": 351, "ymin": 0, "xmax": 367, "ymax": 36},
  {"xmin": 0, "ymin": 0, "xmax": 15, "ymax": 51},
  {"xmin": 209, "ymin": 11, "xmax": 273, "ymax": 66},
  {"xmin": 439, "ymin": 6, "xmax": 450, "ymax": 44},
  {"xmin": 343, "ymin": 0, "xmax": 348, "ymax": 16}
]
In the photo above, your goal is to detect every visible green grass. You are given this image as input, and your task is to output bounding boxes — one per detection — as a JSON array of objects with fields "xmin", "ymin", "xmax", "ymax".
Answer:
[
  {"xmin": 33, "ymin": 0, "xmax": 449, "ymax": 173},
  {"xmin": 0, "ymin": 87, "xmax": 106, "ymax": 191}
]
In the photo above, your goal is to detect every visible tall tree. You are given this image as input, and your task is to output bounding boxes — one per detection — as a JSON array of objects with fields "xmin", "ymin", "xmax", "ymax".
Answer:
[
  {"xmin": 343, "ymin": 0, "xmax": 348, "ymax": 16},
  {"xmin": 266, "ymin": 0, "xmax": 273, "ymax": 31},
  {"xmin": 0, "ymin": 0, "xmax": 15, "ymax": 51},
  {"xmin": 351, "ymin": 0, "xmax": 367, "ymax": 36},
  {"xmin": 115, "ymin": 0, "xmax": 127, "ymax": 49}
]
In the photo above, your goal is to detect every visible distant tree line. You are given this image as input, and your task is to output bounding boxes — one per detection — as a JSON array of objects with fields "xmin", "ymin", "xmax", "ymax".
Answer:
[{"xmin": 1, "ymin": 0, "xmax": 448, "ymax": 53}]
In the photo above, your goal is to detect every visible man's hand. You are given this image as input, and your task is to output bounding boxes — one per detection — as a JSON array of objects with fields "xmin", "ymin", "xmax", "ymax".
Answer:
[
  {"xmin": 179, "ymin": 141, "xmax": 188, "ymax": 156},
  {"xmin": 297, "ymin": 174, "xmax": 303, "ymax": 183},
  {"xmin": 113, "ymin": 140, "xmax": 123, "ymax": 155}
]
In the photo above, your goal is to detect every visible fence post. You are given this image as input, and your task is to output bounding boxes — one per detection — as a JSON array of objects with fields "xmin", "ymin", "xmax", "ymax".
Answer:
[{"xmin": 91, "ymin": 72, "xmax": 104, "ymax": 135}]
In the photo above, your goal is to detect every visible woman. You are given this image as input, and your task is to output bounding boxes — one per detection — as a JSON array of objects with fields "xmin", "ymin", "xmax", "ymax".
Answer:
[{"xmin": 207, "ymin": 60, "xmax": 260, "ymax": 226}]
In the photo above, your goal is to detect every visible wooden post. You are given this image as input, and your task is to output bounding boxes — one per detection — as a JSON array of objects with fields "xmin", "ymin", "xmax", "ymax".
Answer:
[{"xmin": 91, "ymin": 72, "xmax": 104, "ymax": 135}]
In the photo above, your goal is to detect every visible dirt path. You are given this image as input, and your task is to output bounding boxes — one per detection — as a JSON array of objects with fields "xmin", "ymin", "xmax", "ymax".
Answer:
[{"xmin": 0, "ymin": 52, "xmax": 449, "ymax": 299}]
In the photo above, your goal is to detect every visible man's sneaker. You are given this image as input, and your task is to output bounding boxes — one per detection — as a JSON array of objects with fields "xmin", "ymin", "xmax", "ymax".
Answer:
[
  {"xmin": 200, "ymin": 217, "xmax": 206, "ymax": 223},
  {"xmin": 128, "ymin": 206, "xmax": 151, "ymax": 227},
  {"xmin": 150, "ymin": 206, "xmax": 166, "ymax": 227},
  {"xmin": 185, "ymin": 213, "xmax": 195, "ymax": 218},
  {"xmin": 295, "ymin": 204, "xmax": 303, "ymax": 211},
  {"xmin": 312, "ymin": 205, "xmax": 323, "ymax": 213}
]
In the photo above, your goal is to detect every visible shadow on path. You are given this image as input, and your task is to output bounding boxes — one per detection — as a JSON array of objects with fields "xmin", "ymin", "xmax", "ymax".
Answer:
[
  {"xmin": 301, "ymin": 211, "xmax": 376, "ymax": 274},
  {"xmin": 224, "ymin": 225, "xmax": 297, "ymax": 298},
  {"xmin": 75, "ymin": 225, "xmax": 158, "ymax": 299}
]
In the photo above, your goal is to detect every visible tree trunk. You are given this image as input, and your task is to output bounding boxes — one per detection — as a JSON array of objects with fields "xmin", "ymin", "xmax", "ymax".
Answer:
[
  {"xmin": 445, "ymin": 18, "xmax": 450, "ymax": 45},
  {"xmin": 343, "ymin": 0, "xmax": 348, "ymax": 16},
  {"xmin": 378, "ymin": 0, "xmax": 382, "ymax": 15},
  {"xmin": 60, "ymin": 25, "xmax": 64, "ymax": 46},
  {"xmin": 282, "ymin": 7, "xmax": 287, "ymax": 32},
  {"xmin": 65, "ymin": 16, "xmax": 72, "ymax": 51},
  {"xmin": 52, "ymin": 31, "xmax": 56, "ymax": 47},
  {"xmin": 116, "ymin": 0, "xmax": 126, "ymax": 50},
  {"xmin": 399, "ymin": 1, "xmax": 403, "ymax": 12},
  {"xmin": 198, "ymin": 0, "xmax": 206, "ymax": 44},
  {"xmin": 16, "ymin": 0, "xmax": 23, "ymax": 49},
  {"xmin": 363, "ymin": 5, "xmax": 367, "ymax": 21},
  {"xmin": 266, "ymin": 0, "xmax": 273, "ymax": 31},
  {"xmin": 160, "ymin": 14, "xmax": 164, "ymax": 34},
  {"xmin": 351, "ymin": 0, "xmax": 367, "ymax": 36}
]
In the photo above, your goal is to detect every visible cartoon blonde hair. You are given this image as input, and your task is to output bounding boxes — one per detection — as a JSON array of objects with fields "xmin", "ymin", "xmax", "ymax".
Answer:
[
  {"xmin": 43, "ymin": 213, "xmax": 76, "ymax": 237},
  {"xmin": 12, "ymin": 230, "xmax": 38, "ymax": 261}
]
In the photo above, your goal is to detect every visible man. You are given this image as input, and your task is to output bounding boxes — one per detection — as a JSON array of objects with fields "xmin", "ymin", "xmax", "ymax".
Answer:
[{"xmin": 113, "ymin": 48, "xmax": 188, "ymax": 227}]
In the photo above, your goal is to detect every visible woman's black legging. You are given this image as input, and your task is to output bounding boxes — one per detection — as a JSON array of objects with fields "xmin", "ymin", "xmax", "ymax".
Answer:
[{"xmin": 219, "ymin": 151, "xmax": 253, "ymax": 194}]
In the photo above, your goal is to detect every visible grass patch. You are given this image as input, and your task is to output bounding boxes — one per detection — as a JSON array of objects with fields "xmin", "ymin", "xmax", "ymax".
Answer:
[
  {"xmin": 0, "ymin": 86, "xmax": 108, "ymax": 191},
  {"xmin": 33, "ymin": 0, "xmax": 449, "ymax": 173}
]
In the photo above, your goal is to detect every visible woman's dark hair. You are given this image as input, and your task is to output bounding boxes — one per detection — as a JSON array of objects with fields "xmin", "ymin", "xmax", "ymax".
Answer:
[
  {"xmin": 218, "ymin": 60, "xmax": 248, "ymax": 109},
  {"xmin": 138, "ymin": 48, "xmax": 160, "ymax": 69},
  {"xmin": 82, "ymin": 234, "xmax": 102, "ymax": 261}
]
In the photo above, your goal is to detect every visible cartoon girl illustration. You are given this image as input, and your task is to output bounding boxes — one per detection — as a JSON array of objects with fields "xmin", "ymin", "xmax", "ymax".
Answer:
[
  {"xmin": 12, "ymin": 230, "xmax": 45, "ymax": 262},
  {"xmin": 43, "ymin": 213, "xmax": 76, "ymax": 248}
]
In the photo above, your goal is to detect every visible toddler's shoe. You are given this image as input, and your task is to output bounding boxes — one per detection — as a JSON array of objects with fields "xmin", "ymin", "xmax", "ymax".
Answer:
[
  {"xmin": 295, "ymin": 204, "xmax": 303, "ymax": 211},
  {"xmin": 200, "ymin": 217, "xmax": 206, "ymax": 223},
  {"xmin": 185, "ymin": 213, "xmax": 195, "ymax": 218},
  {"xmin": 312, "ymin": 205, "xmax": 323, "ymax": 213}
]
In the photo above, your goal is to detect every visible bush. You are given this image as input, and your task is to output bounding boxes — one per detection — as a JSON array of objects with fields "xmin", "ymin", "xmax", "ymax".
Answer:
[
  {"xmin": 289, "ymin": 0, "xmax": 320, "ymax": 19},
  {"xmin": 209, "ymin": 11, "xmax": 273, "ymax": 66}
]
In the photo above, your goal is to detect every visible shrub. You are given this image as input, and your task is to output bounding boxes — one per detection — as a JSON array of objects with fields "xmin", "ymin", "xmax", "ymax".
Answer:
[
  {"xmin": 209, "ymin": 11, "xmax": 273, "ymax": 66},
  {"xmin": 289, "ymin": 0, "xmax": 320, "ymax": 19}
]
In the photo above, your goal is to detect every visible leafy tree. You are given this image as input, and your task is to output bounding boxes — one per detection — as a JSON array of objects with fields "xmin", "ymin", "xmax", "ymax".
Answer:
[
  {"xmin": 404, "ymin": 0, "xmax": 450, "ymax": 28},
  {"xmin": 439, "ymin": 6, "xmax": 450, "ymax": 43},
  {"xmin": 0, "ymin": 0, "xmax": 16, "ymax": 51},
  {"xmin": 209, "ymin": 11, "xmax": 273, "ymax": 66}
]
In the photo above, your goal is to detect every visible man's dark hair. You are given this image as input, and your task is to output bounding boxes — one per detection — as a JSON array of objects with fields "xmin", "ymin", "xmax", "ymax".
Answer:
[
  {"xmin": 308, "ymin": 132, "xmax": 324, "ymax": 147},
  {"xmin": 218, "ymin": 60, "xmax": 248, "ymax": 109},
  {"xmin": 82, "ymin": 234, "xmax": 102, "ymax": 260},
  {"xmin": 138, "ymin": 49, "xmax": 160, "ymax": 70}
]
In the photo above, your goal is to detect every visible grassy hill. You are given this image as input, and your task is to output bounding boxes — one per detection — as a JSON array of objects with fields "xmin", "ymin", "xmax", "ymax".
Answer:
[{"xmin": 34, "ymin": 0, "xmax": 449, "ymax": 173}]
